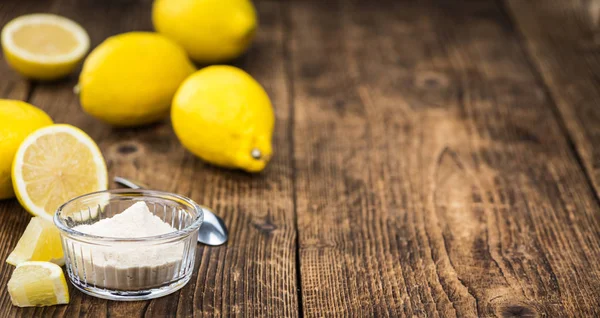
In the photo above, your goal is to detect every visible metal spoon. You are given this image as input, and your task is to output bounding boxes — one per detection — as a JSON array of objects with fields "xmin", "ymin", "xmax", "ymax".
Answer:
[{"xmin": 114, "ymin": 176, "xmax": 228, "ymax": 246}]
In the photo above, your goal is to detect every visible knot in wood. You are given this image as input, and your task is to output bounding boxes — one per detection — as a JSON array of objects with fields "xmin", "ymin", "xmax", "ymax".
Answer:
[
  {"xmin": 415, "ymin": 71, "xmax": 449, "ymax": 89},
  {"xmin": 117, "ymin": 143, "xmax": 138, "ymax": 155},
  {"xmin": 252, "ymin": 219, "xmax": 277, "ymax": 235},
  {"xmin": 500, "ymin": 304, "xmax": 537, "ymax": 318}
]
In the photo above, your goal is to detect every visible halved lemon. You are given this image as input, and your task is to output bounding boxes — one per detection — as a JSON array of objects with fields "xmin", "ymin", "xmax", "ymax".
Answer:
[
  {"xmin": 1, "ymin": 14, "xmax": 90, "ymax": 80},
  {"xmin": 12, "ymin": 124, "xmax": 108, "ymax": 222},
  {"xmin": 6, "ymin": 217, "xmax": 64, "ymax": 266},
  {"xmin": 7, "ymin": 261, "xmax": 69, "ymax": 307}
]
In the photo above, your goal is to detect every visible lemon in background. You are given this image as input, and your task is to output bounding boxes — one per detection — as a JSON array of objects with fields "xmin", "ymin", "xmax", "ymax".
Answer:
[
  {"xmin": 78, "ymin": 32, "xmax": 195, "ymax": 126},
  {"xmin": 171, "ymin": 65, "xmax": 274, "ymax": 172},
  {"xmin": 153, "ymin": 0, "xmax": 257, "ymax": 63},
  {"xmin": 1, "ymin": 14, "xmax": 89, "ymax": 80},
  {"xmin": 0, "ymin": 100, "xmax": 53, "ymax": 200}
]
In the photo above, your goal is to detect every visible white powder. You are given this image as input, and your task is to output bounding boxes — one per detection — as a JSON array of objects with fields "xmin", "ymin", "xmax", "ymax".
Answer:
[
  {"xmin": 74, "ymin": 202, "xmax": 176, "ymax": 238},
  {"xmin": 69, "ymin": 202, "xmax": 189, "ymax": 290}
]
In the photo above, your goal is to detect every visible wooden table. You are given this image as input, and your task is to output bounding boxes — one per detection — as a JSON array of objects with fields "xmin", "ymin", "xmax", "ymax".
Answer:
[{"xmin": 1, "ymin": 0, "xmax": 600, "ymax": 316}]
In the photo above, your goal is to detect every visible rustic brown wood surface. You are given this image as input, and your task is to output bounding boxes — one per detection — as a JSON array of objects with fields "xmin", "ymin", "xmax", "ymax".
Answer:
[
  {"xmin": 506, "ymin": 0, "xmax": 600, "ymax": 200},
  {"xmin": 0, "ymin": 0, "xmax": 599, "ymax": 317}
]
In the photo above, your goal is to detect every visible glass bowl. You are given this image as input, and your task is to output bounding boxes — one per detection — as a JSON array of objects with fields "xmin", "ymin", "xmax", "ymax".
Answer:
[{"xmin": 54, "ymin": 189, "xmax": 203, "ymax": 301}]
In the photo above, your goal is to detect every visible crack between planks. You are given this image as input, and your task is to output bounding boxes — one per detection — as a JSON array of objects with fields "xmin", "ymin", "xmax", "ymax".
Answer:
[
  {"xmin": 25, "ymin": 81, "xmax": 37, "ymax": 103},
  {"xmin": 497, "ymin": 0, "xmax": 600, "ymax": 210},
  {"xmin": 281, "ymin": 0, "xmax": 302, "ymax": 317}
]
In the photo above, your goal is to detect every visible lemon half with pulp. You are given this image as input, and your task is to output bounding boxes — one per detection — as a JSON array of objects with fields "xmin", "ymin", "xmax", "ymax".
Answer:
[
  {"xmin": 12, "ymin": 124, "xmax": 107, "ymax": 221},
  {"xmin": 1, "ymin": 14, "xmax": 89, "ymax": 80}
]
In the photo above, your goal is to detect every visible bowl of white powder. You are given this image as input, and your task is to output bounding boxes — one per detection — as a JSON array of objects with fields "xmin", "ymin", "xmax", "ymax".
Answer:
[{"xmin": 54, "ymin": 189, "xmax": 204, "ymax": 301}]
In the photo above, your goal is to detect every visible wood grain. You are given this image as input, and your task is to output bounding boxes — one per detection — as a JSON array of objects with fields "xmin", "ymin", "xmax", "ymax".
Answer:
[
  {"xmin": 0, "ymin": 0, "xmax": 298, "ymax": 317},
  {"xmin": 505, "ymin": 0, "xmax": 600, "ymax": 200},
  {"xmin": 2, "ymin": 0, "xmax": 600, "ymax": 316},
  {"xmin": 290, "ymin": 0, "xmax": 600, "ymax": 316}
]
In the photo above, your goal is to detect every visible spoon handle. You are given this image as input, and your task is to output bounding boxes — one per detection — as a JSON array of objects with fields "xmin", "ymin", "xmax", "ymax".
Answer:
[
  {"xmin": 113, "ymin": 176, "xmax": 229, "ymax": 246},
  {"xmin": 113, "ymin": 176, "xmax": 147, "ymax": 189}
]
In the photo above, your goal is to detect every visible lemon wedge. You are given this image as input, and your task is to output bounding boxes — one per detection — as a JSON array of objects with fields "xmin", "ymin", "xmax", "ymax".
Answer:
[
  {"xmin": 1, "ymin": 14, "xmax": 89, "ymax": 80},
  {"xmin": 7, "ymin": 261, "xmax": 69, "ymax": 307},
  {"xmin": 6, "ymin": 217, "xmax": 64, "ymax": 266},
  {"xmin": 12, "ymin": 124, "xmax": 108, "ymax": 222}
]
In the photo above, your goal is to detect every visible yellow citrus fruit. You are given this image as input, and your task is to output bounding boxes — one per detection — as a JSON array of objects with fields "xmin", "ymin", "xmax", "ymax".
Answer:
[
  {"xmin": 7, "ymin": 261, "xmax": 69, "ymax": 307},
  {"xmin": 0, "ymin": 100, "xmax": 53, "ymax": 200},
  {"xmin": 6, "ymin": 217, "xmax": 64, "ymax": 266},
  {"xmin": 172, "ymin": 65, "xmax": 274, "ymax": 172},
  {"xmin": 12, "ymin": 124, "xmax": 108, "ymax": 221},
  {"xmin": 152, "ymin": 0, "xmax": 257, "ymax": 63},
  {"xmin": 1, "ymin": 14, "xmax": 89, "ymax": 80},
  {"xmin": 79, "ymin": 32, "xmax": 195, "ymax": 126}
]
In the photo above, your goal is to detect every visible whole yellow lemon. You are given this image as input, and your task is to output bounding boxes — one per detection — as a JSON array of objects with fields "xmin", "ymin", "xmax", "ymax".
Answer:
[
  {"xmin": 0, "ymin": 100, "xmax": 53, "ymax": 199},
  {"xmin": 78, "ymin": 32, "xmax": 195, "ymax": 126},
  {"xmin": 152, "ymin": 0, "xmax": 257, "ymax": 63},
  {"xmin": 171, "ymin": 65, "xmax": 274, "ymax": 172}
]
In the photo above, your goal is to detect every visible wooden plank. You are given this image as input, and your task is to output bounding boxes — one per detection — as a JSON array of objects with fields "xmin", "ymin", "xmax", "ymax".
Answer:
[
  {"xmin": 0, "ymin": 0, "xmax": 298, "ymax": 316},
  {"xmin": 290, "ymin": 0, "xmax": 600, "ymax": 316},
  {"xmin": 504, "ymin": 0, "xmax": 600, "ymax": 200}
]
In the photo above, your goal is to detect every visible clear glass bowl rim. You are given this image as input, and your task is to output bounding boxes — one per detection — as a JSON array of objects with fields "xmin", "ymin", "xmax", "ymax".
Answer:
[{"xmin": 54, "ymin": 189, "xmax": 204, "ymax": 243}]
